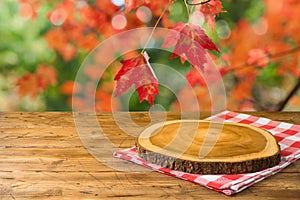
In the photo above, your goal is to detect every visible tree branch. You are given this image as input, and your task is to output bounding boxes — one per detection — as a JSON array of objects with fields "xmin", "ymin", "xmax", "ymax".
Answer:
[
  {"xmin": 275, "ymin": 76, "xmax": 300, "ymax": 111},
  {"xmin": 227, "ymin": 46, "xmax": 300, "ymax": 72},
  {"xmin": 185, "ymin": 0, "xmax": 211, "ymax": 6},
  {"xmin": 223, "ymin": 46, "xmax": 300, "ymax": 111}
]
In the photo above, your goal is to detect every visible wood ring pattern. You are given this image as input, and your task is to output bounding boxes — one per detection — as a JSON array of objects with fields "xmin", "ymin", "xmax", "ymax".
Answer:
[{"xmin": 137, "ymin": 120, "xmax": 281, "ymax": 174}]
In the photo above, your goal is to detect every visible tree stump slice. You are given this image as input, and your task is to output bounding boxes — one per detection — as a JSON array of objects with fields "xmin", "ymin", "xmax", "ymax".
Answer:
[{"xmin": 136, "ymin": 120, "xmax": 281, "ymax": 174}]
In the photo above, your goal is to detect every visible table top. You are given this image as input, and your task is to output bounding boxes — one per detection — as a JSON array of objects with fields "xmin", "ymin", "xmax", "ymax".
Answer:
[{"xmin": 0, "ymin": 112, "xmax": 299, "ymax": 199}]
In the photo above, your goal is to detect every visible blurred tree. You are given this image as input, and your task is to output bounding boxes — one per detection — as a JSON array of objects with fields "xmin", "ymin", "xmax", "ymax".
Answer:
[{"xmin": 0, "ymin": 0, "xmax": 298, "ymax": 111}]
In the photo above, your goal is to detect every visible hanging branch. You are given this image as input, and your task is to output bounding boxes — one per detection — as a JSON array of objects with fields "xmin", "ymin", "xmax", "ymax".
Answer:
[{"xmin": 185, "ymin": 0, "xmax": 211, "ymax": 6}]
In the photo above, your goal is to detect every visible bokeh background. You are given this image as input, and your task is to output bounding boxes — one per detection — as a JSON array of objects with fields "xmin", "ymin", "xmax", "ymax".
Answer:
[{"xmin": 0, "ymin": 0, "xmax": 299, "ymax": 111}]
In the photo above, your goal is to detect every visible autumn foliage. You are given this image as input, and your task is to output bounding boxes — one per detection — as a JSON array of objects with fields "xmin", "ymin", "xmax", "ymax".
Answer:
[
  {"xmin": 162, "ymin": 22, "xmax": 219, "ymax": 70},
  {"xmin": 16, "ymin": 65, "xmax": 57, "ymax": 98},
  {"xmin": 13, "ymin": 0, "xmax": 300, "ymax": 111},
  {"xmin": 114, "ymin": 52, "xmax": 159, "ymax": 105}
]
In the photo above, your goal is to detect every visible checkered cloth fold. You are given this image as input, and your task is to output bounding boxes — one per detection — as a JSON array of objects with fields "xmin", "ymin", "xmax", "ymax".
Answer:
[{"xmin": 113, "ymin": 111, "xmax": 300, "ymax": 195}]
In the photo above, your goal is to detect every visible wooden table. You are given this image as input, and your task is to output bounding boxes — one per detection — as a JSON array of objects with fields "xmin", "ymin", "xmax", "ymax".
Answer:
[{"xmin": 0, "ymin": 112, "xmax": 299, "ymax": 199}]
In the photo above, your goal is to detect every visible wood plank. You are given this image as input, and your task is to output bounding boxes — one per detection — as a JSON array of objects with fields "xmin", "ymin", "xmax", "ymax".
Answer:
[
  {"xmin": 0, "ymin": 128, "xmax": 135, "ymax": 148},
  {"xmin": 0, "ymin": 112, "xmax": 299, "ymax": 199},
  {"xmin": 0, "ymin": 147, "xmax": 298, "ymax": 173},
  {"xmin": 0, "ymin": 112, "xmax": 74, "ymax": 128},
  {"xmin": 0, "ymin": 172, "xmax": 299, "ymax": 199},
  {"xmin": 0, "ymin": 111, "xmax": 299, "ymax": 127},
  {"xmin": 0, "ymin": 148, "xmax": 136, "ymax": 172}
]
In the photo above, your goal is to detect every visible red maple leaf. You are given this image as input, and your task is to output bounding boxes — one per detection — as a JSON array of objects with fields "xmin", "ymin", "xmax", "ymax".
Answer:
[
  {"xmin": 193, "ymin": 0, "xmax": 226, "ymax": 31},
  {"xmin": 114, "ymin": 52, "xmax": 159, "ymax": 105},
  {"xmin": 162, "ymin": 22, "xmax": 219, "ymax": 71},
  {"xmin": 124, "ymin": 0, "xmax": 174, "ymax": 13},
  {"xmin": 124, "ymin": 0, "xmax": 149, "ymax": 13}
]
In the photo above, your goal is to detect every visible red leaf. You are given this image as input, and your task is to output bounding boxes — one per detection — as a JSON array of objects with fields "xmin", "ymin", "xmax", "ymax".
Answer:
[
  {"xmin": 194, "ymin": 0, "xmax": 226, "ymax": 31},
  {"xmin": 186, "ymin": 67, "xmax": 225, "ymax": 87},
  {"xmin": 125, "ymin": 0, "xmax": 172, "ymax": 13},
  {"xmin": 114, "ymin": 52, "xmax": 159, "ymax": 105},
  {"xmin": 19, "ymin": 0, "xmax": 40, "ymax": 19},
  {"xmin": 247, "ymin": 48, "xmax": 269, "ymax": 67},
  {"xmin": 136, "ymin": 82, "xmax": 159, "ymax": 105},
  {"xmin": 45, "ymin": 28, "xmax": 77, "ymax": 61},
  {"xmin": 60, "ymin": 80, "xmax": 81, "ymax": 95},
  {"xmin": 162, "ymin": 23, "xmax": 219, "ymax": 71},
  {"xmin": 219, "ymin": 67, "xmax": 229, "ymax": 76},
  {"xmin": 16, "ymin": 65, "xmax": 57, "ymax": 98},
  {"xmin": 186, "ymin": 69, "xmax": 206, "ymax": 87},
  {"xmin": 35, "ymin": 64, "xmax": 57, "ymax": 89},
  {"xmin": 161, "ymin": 22, "xmax": 185, "ymax": 48},
  {"xmin": 16, "ymin": 73, "xmax": 40, "ymax": 98},
  {"xmin": 124, "ymin": 0, "xmax": 144, "ymax": 13}
]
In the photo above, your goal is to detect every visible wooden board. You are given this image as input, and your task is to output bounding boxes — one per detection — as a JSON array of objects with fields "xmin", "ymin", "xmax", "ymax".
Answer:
[
  {"xmin": 0, "ymin": 112, "xmax": 299, "ymax": 199},
  {"xmin": 137, "ymin": 120, "xmax": 281, "ymax": 174}
]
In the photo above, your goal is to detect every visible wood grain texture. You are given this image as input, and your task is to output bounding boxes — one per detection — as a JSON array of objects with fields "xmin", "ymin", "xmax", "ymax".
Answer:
[
  {"xmin": 0, "ymin": 112, "xmax": 299, "ymax": 199},
  {"xmin": 137, "ymin": 120, "xmax": 281, "ymax": 174}
]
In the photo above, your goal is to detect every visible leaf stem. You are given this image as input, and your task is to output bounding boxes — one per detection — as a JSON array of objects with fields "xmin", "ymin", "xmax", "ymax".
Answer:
[
  {"xmin": 141, "ymin": 1, "xmax": 171, "ymax": 54},
  {"xmin": 183, "ymin": 0, "xmax": 191, "ymax": 23}
]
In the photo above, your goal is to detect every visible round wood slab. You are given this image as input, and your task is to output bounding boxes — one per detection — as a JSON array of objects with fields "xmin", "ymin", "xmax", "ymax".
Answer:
[{"xmin": 137, "ymin": 120, "xmax": 281, "ymax": 174}]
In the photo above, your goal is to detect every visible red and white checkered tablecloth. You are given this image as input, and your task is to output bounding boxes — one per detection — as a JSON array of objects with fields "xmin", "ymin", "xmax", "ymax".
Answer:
[{"xmin": 113, "ymin": 111, "xmax": 300, "ymax": 195}]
